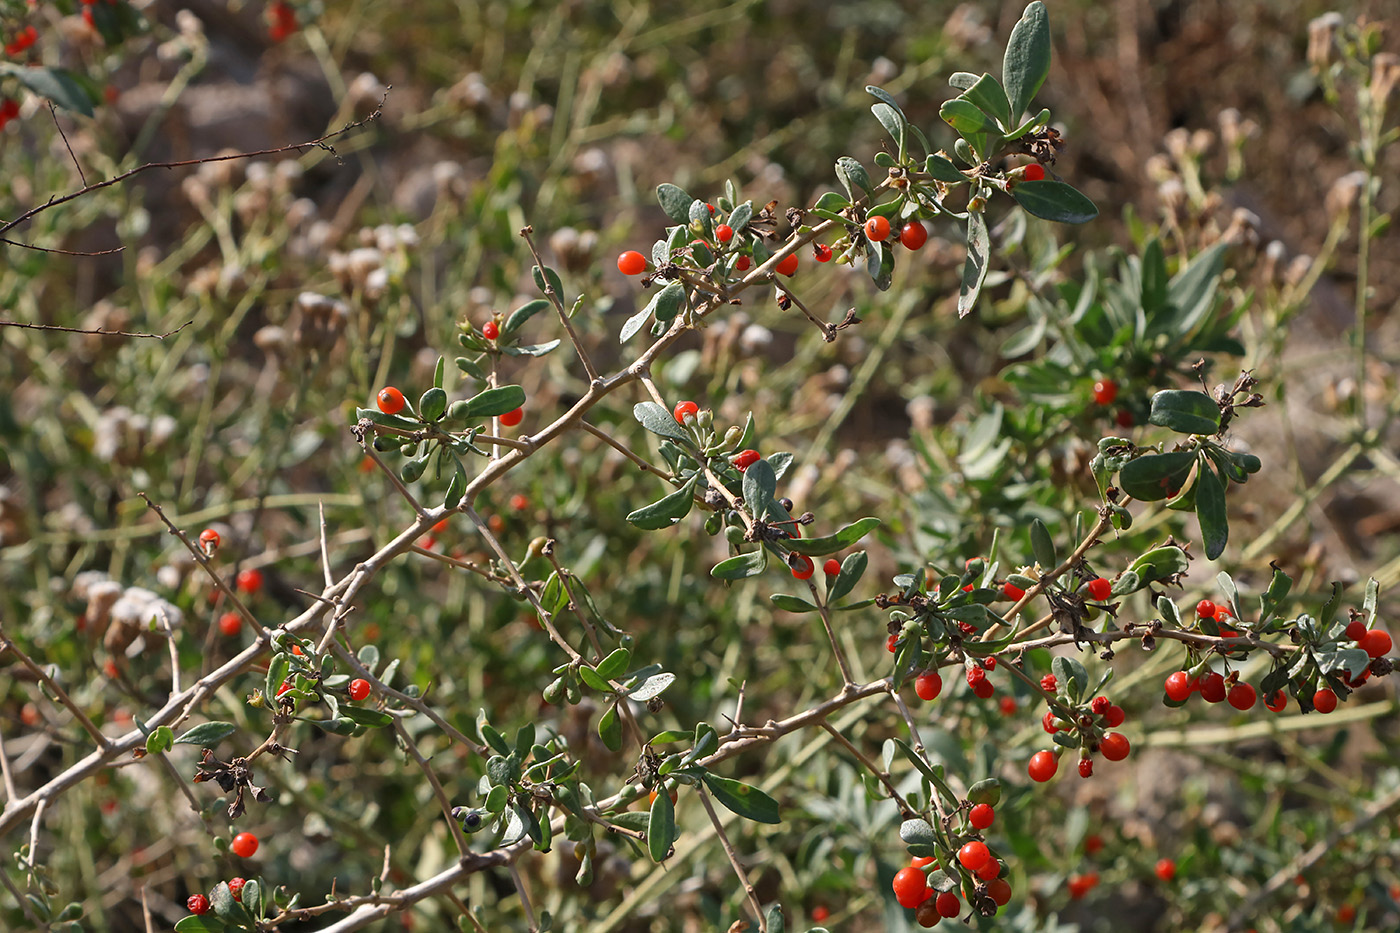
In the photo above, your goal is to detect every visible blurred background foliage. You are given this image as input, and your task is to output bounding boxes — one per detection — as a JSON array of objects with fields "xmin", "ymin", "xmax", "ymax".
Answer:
[{"xmin": 2, "ymin": 1, "xmax": 1398, "ymax": 931}]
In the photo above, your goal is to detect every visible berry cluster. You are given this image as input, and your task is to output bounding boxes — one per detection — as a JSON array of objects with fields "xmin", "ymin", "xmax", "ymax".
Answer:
[{"xmin": 891, "ymin": 801, "xmax": 1014, "ymax": 925}]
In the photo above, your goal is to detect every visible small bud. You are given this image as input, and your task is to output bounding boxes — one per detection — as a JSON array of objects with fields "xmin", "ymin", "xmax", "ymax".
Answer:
[
  {"xmin": 1307, "ymin": 12, "xmax": 1344, "ymax": 71},
  {"xmin": 1372, "ymin": 53, "xmax": 1400, "ymax": 111}
]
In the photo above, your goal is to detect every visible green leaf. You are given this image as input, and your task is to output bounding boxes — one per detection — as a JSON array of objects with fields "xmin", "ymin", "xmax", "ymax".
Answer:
[
  {"xmin": 503, "ymin": 298, "xmax": 551, "ymax": 337},
  {"xmin": 924, "ymin": 154, "xmax": 965, "ymax": 183},
  {"xmin": 766, "ymin": 904, "xmax": 786, "ymax": 933},
  {"xmin": 787, "ymin": 517, "xmax": 880, "ymax": 557},
  {"xmin": 340, "ymin": 706, "xmax": 394, "ymax": 727},
  {"xmin": 1053, "ymin": 656, "xmax": 1088, "ymax": 701},
  {"xmin": 711, "ymin": 549, "xmax": 767, "ymax": 580},
  {"xmin": 1149, "ymin": 390, "xmax": 1221, "ymax": 435},
  {"xmin": 626, "ymin": 474, "xmax": 699, "ymax": 530},
  {"xmin": 478, "ymin": 710, "xmax": 511, "ymax": 756},
  {"xmin": 461, "ymin": 385, "xmax": 526, "ymax": 420},
  {"xmin": 742, "ymin": 458, "xmax": 778, "ymax": 519},
  {"xmin": 175, "ymin": 917, "xmax": 227, "ymax": 932},
  {"xmin": 578, "ymin": 665, "xmax": 613, "ymax": 693},
  {"xmin": 701, "ymin": 773, "xmax": 781, "ymax": 824},
  {"xmin": 958, "ymin": 210, "xmax": 990, "ymax": 318},
  {"xmin": 418, "ymin": 387, "xmax": 447, "ymax": 422},
  {"xmin": 1011, "ymin": 180, "xmax": 1098, "ymax": 224},
  {"xmin": 1002, "ymin": 1, "xmax": 1052, "ymax": 121},
  {"xmin": 962, "ymin": 73, "xmax": 1011, "ymax": 128},
  {"xmin": 531, "ymin": 265, "xmax": 564, "ymax": 303},
  {"xmin": 146, "ymin": 725, "xmax": 174, "ymax": 755},
  {"xmin": 633, "ymin": 401, "xmax": 691, "ymax": 444},
  {"xmin": 871, "ymin": 102, "xmax": 906, "ymax": 151},
  {"xmin": 1029, "ymin": 518, "xmax": 1056, "ymax": 569},
  {"xmin": 628, "ymin": 672, "xmax": 675, "ymax": 701},
  {"xmin": 967, "ymin": 777, "xmax": 1002, "ymax": 806},
  {"xmin": 1140, "ymin": 238, "xmax": 1169, "ymax": 313},
  {"xmin": 646, "ymin": 787, "xmax": 678, "ymax": 864},
  {"xmin": 939, "ymin": 98, "xmax": 994, "ymax": 137},
  {"xmin": 0, "ymin": 64, "xmax": 95, "ymax": 116},
  {"xmin": 595, "ymin": 647, "xmax": 631, "ymax": 681},
  {"xmin": 443, "ymin": 461, "xmax": 467, "ymax": 509},
  {"xmin": 1127, "ymin": 546, "xmax": 1190, "ymax": 588},
  {"xmin": 598, "ymin": 703, "xmax": 622, "ymax": 752},
  {"xmin": 657, "ymin": 183, "xmax": 694, "ymax": 222},
  {"xmin": 175, "ymin": 721, "xmax": 236, "ymax": 747},
  {"xmin": 1119, "ymin": 451, "xmax": 1198, "ymax": 502},
  {"xmin": 834, "ymin": 156, "xmax": 873, "ymax": 200},
  {"xmin": 1164, "ymin": 241, "xmax": 1228, "ymax": 335},
  {"xmin": 771, "ymin": 593, "xmax": 818, "ymax": 613},
  {"xmin": 829, "ymin": 551, "xmax": 868, "ymax": 603},
  {"xmin": 1196, "ymin": 464, "xmax": 1229, "ymax": 560}
]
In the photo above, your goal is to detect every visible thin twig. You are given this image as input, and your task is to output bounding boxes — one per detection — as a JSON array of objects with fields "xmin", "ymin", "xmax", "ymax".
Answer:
[
  {"xmin": 519, "ymin": 226, "xmax": 598, "ymax": 383},
  {"xmin": 508, "ymin": 862, "xmax": 539, "ymax": 933},
  {"xmin": 694, "ymin": 783, "xmax": 767, "ymax": 932},
  {"xmin": 820, "ymin": 722, "xmax": 916, "ymax": 817},
  {"xmin": 805, "ymin": 578, "xmax": 854, "ymax": 686},
  {"xmin": 393, "ymin": 720, "xmax": 471, "ymax": 858},
  {"xmin": 578, "ymin": 420, "xmax": 673, "ymax": 480},
  {"xmin": 0, "ymin": 318, "xmax": 192, "ymax": 338},
  {"xmin": 49, "ymin": 101, "xmax": 87, "ymax": 186},
  {"xmin": 0, "ymin": 627, "xmax": 111, "ymax": 751}
]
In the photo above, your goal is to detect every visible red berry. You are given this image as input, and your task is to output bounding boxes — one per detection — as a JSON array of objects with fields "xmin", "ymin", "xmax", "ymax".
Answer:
[
  {"xmin": 915, "ymin": 902, "xmax": 940, "ymax": 927},
  {"xmin": 892, "ymin": 866, "xmax": 929, "ymax": 909},
  {"xmin": 376, "ymin": 386, "xmax": 406, "ymax": 414},
  {"xmin": 735, "ymin": 255, "xmax": 751, "ymax": 271},
  {"xmin": 1337, "ymin": 904, "xmax": 1356, "ymax": 925},
  {"xmin": 1115, "ymin": 409, "xmax": 1135, "ymax": 428},
  {"xmin": 1078, "ymin": 757, "xmax": 1094, "ymax": 778},
  {"xmin": 776, "ymin": 252, "xmax": 799, "ymax": 276},
  {"xmin": 1164, "ymin": 671, "xmax": 1195, "ymax": 702},
  {"xmin": 673, "ymin": 401, "xmax": 699, "ymax": 424},
  {"xmin": 1092, "ymin": 380, "xmax": 1118, "ymax": 405},
  {"xmin": 230, "ymin": 832, "xmax": 259, "ymax": 858},
  {"xmin": 911, "ymin": 855, "xmax": 937, "ymax": 869},
  {"xmin": 732, "ymin": 449, "xmax": 761, "ymax": 471},
  {"xmin": 810, "ymin": 906, "xmax": 830, "ymax": 922},
  {"xmin": 1227, "ymin": 682, "xmax": 1257, "ymax": 711},
  {"xmin": 1196, "ymin": 599, "xmax": 1217, "ymax": 619},
  {"xmin": 935, "ymin": 891, "xmax": 960, "ymax": 918},
  {"xmin": 499, "ymin": 407, "xmax": 523, "ymax": 427},
  {"xmin": 1106, "ymin": 702, "xmax": 1125, "ymax": 725},
  {"xmin": 1086, "ymin": 577, "xmax": 1112, "ymax": 602},
  {"xmin": 1084, "ymin": 834, "xmax": 1104, "ymax": 855},
  {"xmin": 1090, "ymin": 695, "xmax": 1111, "ymax": 715},
  {"xmin": 1360, "ymin": 629, "xmax": 1392, "ymax": 658},
  {"xmin": 706, "ymin": 203, "xmax": 716, "ymax": 214},
  {"xmin": 1022, "ymin": 163, "xmax": 1046, "ymax": 182},
  {"xmin": 1154, "ymin": 858, "xmax": 1176, "ymax": 882},
  {"xmin": 617, "ymin": 250, "xmax": 647, "ymax": 275},
  {"xmin": 1041, "ymin": 709, "xmax": 1060, "ymax": 734},
  {"xmin": 887, "ymin": 633, "xmax": 899, "ymax": 653},
  {"xmin": 715, "ymin": 224, "xmax": 734, "ymax": 243},
  {"xmin": 976, "ymin": 858, "xmax": 1002, "ymax": 880},
  {"xmin": 1040, "ymin": 674, "xmax": 1058, "ymax": 692},
  {"xmin": 218, "ymin": 612, "xmax": 242, "ymax": 637},
  {"xmin": 973, "ymin": 678, "xmax": 994, "ymax": 699},
  {"xmin": 228, "ymin": 877, "xmax": 246, "ymax": 901},
  {"xmin": 1313, "ymin": 687, "xmax": 1338, "ymax": 713},
  {"xmin": 899, "ymin": 222, "xmax": 928, "ymax": 250},
  {"xmin": 1215, "ymin": 604, "xmax": 1233, "ymax": 621},
  {"xmin": 790, "ymin": 555, "xmax": 815, "ymax": 580},
  {"xmin": 349, "ymin": 678, "xmax": 371, "ymax": 702},
  {"xmin": 481, "ymin": 321, "xmax": 499, "ymax": 340},
  {"xmin": 1199, "ymin": 671, "xmax": 1226, "ymax": 703},
  {"xmin": 812, "ymin": 243, "xmax": 833, "ymax": 262},
  {"xmin": 987, "ymin": 877, "xmax": 1012, "ymax": 906},
  {"xmin": 236, "ymin": 568, "xmax": 264, "ymax": 595},
  {"xmin": 915, "ymin": 670, "xmax": 943, "ymax": 702},
  {"xmin": 958, "ymin": 841, "xmax": 991, "ymax": 872},
  {"xmin": 1345, "ymin": 620, "xmax": 1367, "ymax": 641},
  {"xmin": 1002, "ymin": 582, "xmax": 1026, "ymax": 601},
  {"xmin": 969, "ymin": 803, "xmax": 995, "ymax": 830},
  {"xmin": 865, "ymin": 216, "xmax": 891, "ymax": 242},
  {"xmin": 199, "ymin": 528, "xmax": 220, "ymax": 553},
  {"xmin": 982, "ymin": 656, "xmax": 997, "ymax": 671},
  {"xmin": 1068, "ymin": 872, "xmax": 1099, "ymax": 900},
  {"xmin": 1028, "ymin": 750, "xmax": 1058, "ymax": 782},
  {"xmin": 1099, "ymin": 732, "xmax": 1130, "ymax": 761},
  {"xmin": 998, "ymin": 695, "xmax": 1017, "ymax": 715},
  {"xmin": 1265, "ymin": 690, "xmax": 1287, "ymax": 712},
  {"xmin": 188, "ymin": 895, "xmax": 211, "ymax": 915},
  {"xmin": 823, "ymin": 558, "xmax": 842, "ymax": 577}
]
